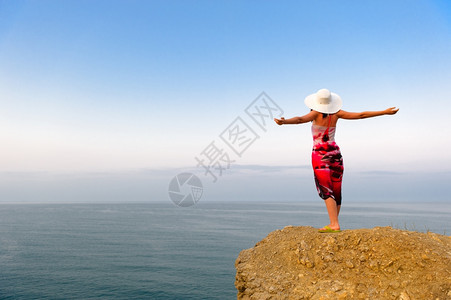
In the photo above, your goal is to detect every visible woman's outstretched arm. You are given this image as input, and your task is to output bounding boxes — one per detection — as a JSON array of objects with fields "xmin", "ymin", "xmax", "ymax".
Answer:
[
  {"xmin": 336, "ymin": 107, "xmax": 399, "ymax": 120},
  {"xmin": 274, "ymin": 110, "xmax": 317, "ymax": 125}
]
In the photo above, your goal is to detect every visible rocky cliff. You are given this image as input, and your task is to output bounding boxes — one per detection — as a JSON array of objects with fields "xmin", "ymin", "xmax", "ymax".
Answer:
[{"xmin": 235, "ymin": 226, "xmax": 450, "ymax": 299}]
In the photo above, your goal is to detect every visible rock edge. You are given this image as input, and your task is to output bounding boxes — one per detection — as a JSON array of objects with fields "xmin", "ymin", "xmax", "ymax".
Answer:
[{"xmin": 235, "ymin": 226, "xmax": 451, "ymax": 300}]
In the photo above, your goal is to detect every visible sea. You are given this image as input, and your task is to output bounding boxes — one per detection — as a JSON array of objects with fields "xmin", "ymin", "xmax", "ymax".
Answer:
[{"xmin": 0, "ymin": 201, "xmax": 449, "ymax": 299}]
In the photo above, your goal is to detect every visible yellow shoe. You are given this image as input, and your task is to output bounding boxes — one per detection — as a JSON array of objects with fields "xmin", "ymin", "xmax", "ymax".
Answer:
[{"xmin": 318, "ymin": 225, "xmax": 342, "ymax": 233}]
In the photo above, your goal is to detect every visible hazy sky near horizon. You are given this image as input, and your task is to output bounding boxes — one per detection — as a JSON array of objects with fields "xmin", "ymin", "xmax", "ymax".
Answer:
[{"xmin": 1, "ymin": 0, "xmax": 451, "ymax": 203}]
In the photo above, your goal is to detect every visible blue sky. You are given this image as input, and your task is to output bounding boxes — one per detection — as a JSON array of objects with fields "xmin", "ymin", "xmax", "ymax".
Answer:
[{"xmin": 1, "ymin": 0, "xmax": 450, "ymax": 203}]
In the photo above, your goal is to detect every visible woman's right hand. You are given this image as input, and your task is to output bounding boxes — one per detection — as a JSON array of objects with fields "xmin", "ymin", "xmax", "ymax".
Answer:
[{"xmin": 385, "ymin": 107, "xmax": 399, "ymax": 115}]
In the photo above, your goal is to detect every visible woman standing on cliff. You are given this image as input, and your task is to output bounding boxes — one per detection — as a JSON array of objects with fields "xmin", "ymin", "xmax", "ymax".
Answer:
[{"xmin": 274, "ymin": 89, "xmax": 398, "ymax": 233}]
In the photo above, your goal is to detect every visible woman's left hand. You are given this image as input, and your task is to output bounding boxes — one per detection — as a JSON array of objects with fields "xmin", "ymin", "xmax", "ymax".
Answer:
[{"xmin": 274, "ymin": 117, "xmax": 285, "ymax": 125}]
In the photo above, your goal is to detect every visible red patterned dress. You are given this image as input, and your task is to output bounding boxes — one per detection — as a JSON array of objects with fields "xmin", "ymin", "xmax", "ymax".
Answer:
[{"xmin": 311, "ymin": 116, "xmax": 344, "ymax": 205}]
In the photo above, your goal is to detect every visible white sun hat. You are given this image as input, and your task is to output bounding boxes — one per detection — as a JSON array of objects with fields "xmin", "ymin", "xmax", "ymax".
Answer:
[{"xmin": 304, "ymin": 88, "xmax": 342, "ymax": 114}]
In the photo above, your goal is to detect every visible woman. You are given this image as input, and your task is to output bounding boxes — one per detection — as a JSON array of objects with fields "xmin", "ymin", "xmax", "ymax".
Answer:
[{"xmin": 274, "ymin": 88, "xmax": 398, "ymax": 233}]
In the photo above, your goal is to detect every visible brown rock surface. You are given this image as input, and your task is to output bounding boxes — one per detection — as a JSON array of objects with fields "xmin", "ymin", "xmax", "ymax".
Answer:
[{"xmin": 235, "ymin": 226, "xmax": 451, "ymax": 299}]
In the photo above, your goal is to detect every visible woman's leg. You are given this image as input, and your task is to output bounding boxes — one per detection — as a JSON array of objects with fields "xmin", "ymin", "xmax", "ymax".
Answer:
[{"xmin": 323, "ymin": 197, "xmax": 340, "ymax": 230}]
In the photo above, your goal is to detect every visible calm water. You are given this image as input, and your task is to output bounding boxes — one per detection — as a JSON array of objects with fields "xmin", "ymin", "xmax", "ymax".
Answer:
[{"xmin": 0, "ymin": 201, "xmax": 449, "ymax": 299}]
